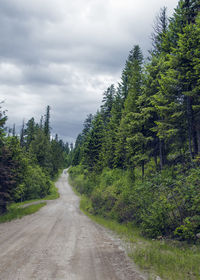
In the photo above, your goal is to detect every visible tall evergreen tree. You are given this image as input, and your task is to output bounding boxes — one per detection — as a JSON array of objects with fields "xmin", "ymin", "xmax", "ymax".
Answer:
[
  {"xmin": 0, "ymin": 104, "xmax": 7, "ymax": 146},
  {"xmin": 164, "ymin": 0, "xmax": 200, "ymax": 51},
  {"xmin": 0, "ymin": 146, "xmax": 18, "ymax": 213},
  {"xmin": 0, "ymin": 107, "xmax": 17, "ymax": 213},
  {"xmin": 20, "ymin": 120, "xmax": 25, "ymax": 148},
  {"xmin": 151, "ymin": 6, "xmax": 169, "ymax": 55},
  {"xmin": 82, "ymin": 112, "xmax": 105, "ymax": 171},
  {"xmin": 24, "ymin": 117, "xmax": 36, "ymax": 149},
  {"xmin": 101, "ymin": 85, "xmax": 115, "ymax": 123},
  {"xmin": 71, "ymin": 134, "xmax": 83, "ymax": 166},
  {"xmin": 115, "ymin": 45, "xmax": 144, "ymax": 172},
  {"xmin": 156, "ymin": 15, "xmax": 200, "ymax": 160},
  {"xmin": 101, "ymin": 90, "xmax": 124, "ymax": 168},
  {"xmin": 44, "ymin": 105, "xmax": 51, "ymax": 139},
  {"xmin": 82, "ymin": 114, "xmax": 94, "ymax": 140},
  {"xmin": 120, "ymin": 46, "xmax": 143, "ymax": 101}
]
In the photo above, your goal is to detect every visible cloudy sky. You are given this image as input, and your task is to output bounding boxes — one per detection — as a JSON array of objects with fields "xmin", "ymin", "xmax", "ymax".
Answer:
[{"xmin": 0, "ymin": 0, "xmax": 178, "ymax": 143}]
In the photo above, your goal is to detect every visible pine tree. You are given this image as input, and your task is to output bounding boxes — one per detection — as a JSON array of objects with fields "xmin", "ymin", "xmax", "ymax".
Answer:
[
  {"xmin": 51, "ymin": 136, "xmax": 66, "ymax": 176},
  {"xmin": 82, "ymin": 112, "xmax": 105, "ymax": 171},
  {"xmin": 71, "ymin": 134, "xmax": 83, "ymax": 166},
  {"xmin": 101, "ymin": 85, "xmax": 115, "ymax": 123},
  {"xmin": 0, "ymin": 146, "xmax": 18, "ymax": 213},
  {"xmin": 44, "ymin": 105, "xmax": 51, "ymax": 139},
  {"xmin": 120, "ymin": 46, "xmax": 143, "ymax": 101},
  {"xmin": 24, "ymin": 117, "xmax": 36, "ymax": 149},
  {"xmin": 156, "ymin": 15, "xmax": 200, "ymax": 160},
  {"xmin": 71, "ymin": 114, "xmax": 94, "ymax": 166},
  {"xmin": 102, "ymin": 90, "xmax": 124, "ymax": 168},
  {"xmin": 115, "ymin": 45, "xmax": 144, "ymax": 172},
  {"xmin": 20, "ymin": 120, "xmax": 25, "ymax": 147},
  {"xmin": 165, "ymin": 0, "xmax": 200, "ymax": 50},
  {"xmin": 30, "ymin": 127, "xmax": 52, "ymax": 174},
  {"xmin": 0, "ymin": 107, "xmax": 17, "ymax": 213},
  {"xmin": 151, "ymin": 6, "xmax": 169, "ymax": 55},
  {"xmin": 142, "ymin": 56, "xmax": 165, "ymax": 169},
  {"xmin": 12, "ymin": 124, "xmax": 16, "ymax": 137},
  {"xmin": 0, "ymin": 103, "xmax": 7, "ymax": 146},
  {"xmin": 82, "ymin": 114, "xmax": 94, "ymax": 141}
]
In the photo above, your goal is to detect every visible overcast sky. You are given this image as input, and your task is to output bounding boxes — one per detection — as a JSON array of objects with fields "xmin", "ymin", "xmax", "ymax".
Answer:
[{"xmin": 0, "ymin": 0, "xmax": 178, "ymax": 143}]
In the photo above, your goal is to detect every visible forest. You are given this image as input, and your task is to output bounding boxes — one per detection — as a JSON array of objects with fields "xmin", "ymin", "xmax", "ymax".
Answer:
[
  {"xmin": 69, "ymin": 0, "xmax": 200, "ymax": 242},
  {"xmin": 0, "ymin": 105, "xmax": 69, "ymax": 214}
]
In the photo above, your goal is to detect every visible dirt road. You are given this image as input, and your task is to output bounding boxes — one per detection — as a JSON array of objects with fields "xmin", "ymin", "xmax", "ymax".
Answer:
[{"xmin": 0, "ymin": 171, "xmax": 146, "ymax": 280}]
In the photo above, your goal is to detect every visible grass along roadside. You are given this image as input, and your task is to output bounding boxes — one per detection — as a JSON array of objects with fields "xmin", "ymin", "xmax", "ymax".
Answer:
[
  {"xmin": 73, "ymin": 190, "xmax": 200, "ymax": 280},
  {"xmin": 0, "ymin": 203, "xmax": 46, "ymax": 223},
  {"xmin": 0, "ymin": 178, "xmax": 60, "ymax": 224}
]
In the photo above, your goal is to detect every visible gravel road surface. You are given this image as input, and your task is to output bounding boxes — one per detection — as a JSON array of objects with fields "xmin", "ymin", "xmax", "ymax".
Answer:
[{"xmin": 0, "ymin": 171, "xmax": 146, "ymax": 280}]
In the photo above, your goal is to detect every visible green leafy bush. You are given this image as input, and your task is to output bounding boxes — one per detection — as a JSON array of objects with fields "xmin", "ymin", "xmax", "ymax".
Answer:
[
  {"xmin": 23, "ymin": 165, "xmax": 51, "ymax": 200},
  {"xmin": 69, "ymin": 165, "xmax": 200, "ymax": 242},
  {"xmin": 174, "ymin": 216, "xmax": 200, "ymax": 241}
]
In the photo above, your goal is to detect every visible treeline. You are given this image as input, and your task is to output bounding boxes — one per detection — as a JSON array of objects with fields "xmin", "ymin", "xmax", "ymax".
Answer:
[
  {"xmin": 69, "ymin": 0, "xmax": 200, "ymax": 241},
  {"xmin": 0, "ymin": 105, "xmax": 69, "ymax": 214}
]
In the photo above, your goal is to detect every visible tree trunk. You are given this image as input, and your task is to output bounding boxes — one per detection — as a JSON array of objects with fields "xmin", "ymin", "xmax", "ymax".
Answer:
[
  {"xmin": 196, "ymin": 113, "xmax": 200, "ymax": 156},
  {"xmin": 154, "ymin": 154, "xmax": 158, "ymax": 169},
  {"xmin": 192, "ymin": 126, "xmax": 198, "ymax": 156},
  {"xmin": 159, "ymin": 139, "xmax": 163, "ymax": 170},
  {"xmin": 142, "ymin": 161, "xmax": 144, "ymax": 179},
  {"xmin": 187, "ymin": 96, "xmax": 198, "ymax": 158},
  {"xmin": 142, "ymin": 141, "xmax": 145, "ymax": 179},
  {"xmin": 187, "ymin": 96, "xmax": 193, "ymax": 159}
]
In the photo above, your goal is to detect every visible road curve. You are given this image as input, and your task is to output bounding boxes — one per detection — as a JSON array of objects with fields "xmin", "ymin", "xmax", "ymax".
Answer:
[{"xmin": 0, "ymin": 171, "xmax": 146, "ymax": 280}]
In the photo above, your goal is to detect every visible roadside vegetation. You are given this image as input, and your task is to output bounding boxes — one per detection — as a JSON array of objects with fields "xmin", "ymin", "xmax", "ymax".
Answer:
[
  {"xmin": 0, "ymin": 202, "xmax": 46, "ymax": 223},
  {"xmin": 69, "ymin": 165, "xmax": 200, "ymax": 242},
  {"xmin": 0, "ymin": 105, "xmax": 69, "ymax": 216},
  {"xmin": 0, "ymin": 182, "xmax": 59, "ymax": 223},
  {"xmin": 70, "ymin": 176, "xmax": 200, "ymax": 280},
  {"xmin": 0, "ymin": 181, "xmax": 59, "ymax": 223}
]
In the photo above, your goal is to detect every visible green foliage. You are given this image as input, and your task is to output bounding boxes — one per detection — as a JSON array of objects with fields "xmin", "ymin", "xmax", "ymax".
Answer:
[
  {"xmin": 0, "ymin": 145, "xmax": 18, "ymax": 213},
  {"xmin": 0, "ymin": 103, "xmax": 7, "ymax": 142},
  {"xmin": 21, "ymin": 165, "xmax": 51, "ymax": 200},
  {"xmin": 81, "ymin": 112, "xmax": 105, "ymax": 172},
  {"xmin": 174, "ymin": 222, "xmax": 196, "ymax": 241},
  {"xmin": 0, "ymin": 105, "xmax": 67, "ymax": 214},
  {"xmin": 68, "ymin": 165, "xmax": 94, "ymax": 195},
  {"xmin": 69, "ymin": 165, "xmax": 200, "ymax": 242},
  {"xmin": 44, "ymin": 105, "xmax": 50, "ymax": 138},
  {"xmin": 44, "ymin": 182, "xmax": 59, "ymax": 200}
]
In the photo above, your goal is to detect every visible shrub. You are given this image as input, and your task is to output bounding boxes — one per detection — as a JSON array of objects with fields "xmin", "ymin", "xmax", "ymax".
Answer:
[
  {"xmin": 69, "ymin": 164, "xmax": 200, "ymax": 242},
  {"xmin": 174, "ymin": 216, "xmax": 200, "ymax": 241},
  {"xmin": 23, "ymin": 165, "xmax": 51, "ymax": 200}
]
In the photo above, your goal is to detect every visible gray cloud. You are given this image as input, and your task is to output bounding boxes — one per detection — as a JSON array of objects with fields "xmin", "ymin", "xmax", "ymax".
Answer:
[{"xmin": 0, "ymin": 0, "xmax": 178, "ymax": 142}]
